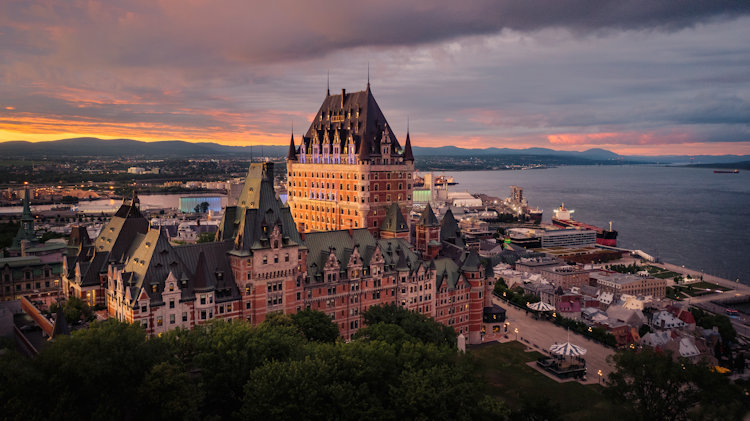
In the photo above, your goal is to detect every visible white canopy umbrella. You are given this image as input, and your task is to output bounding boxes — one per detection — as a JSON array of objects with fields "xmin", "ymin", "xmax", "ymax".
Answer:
[
  {"xmin": 526, "ymin": 301, "xmax": 555, "ymax": 312},
  {"xmin": 549, "ymin": 342, "xmax": 587, "ymax": 357}
]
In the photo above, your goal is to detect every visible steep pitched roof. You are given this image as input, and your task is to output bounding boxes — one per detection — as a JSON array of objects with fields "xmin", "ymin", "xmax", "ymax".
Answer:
[
  {"xmin": 440, "ymin": 209, "xmax": 461, "ymax": 242},
  {"xmin": 381, "ymin": 203, "xmax": 409, "ymax": 233},
  {"xmin": 93, "ymin": 195, "xmax": 149, "ymax": 260},
  {"xmin": 191, "ymin": 252, "xmax": 215, "ymax": 291},
  {"xmin": 303, "ymin": 229, "xmax": 418, "ymax": 281},
  {"xmin": 299, "ymin": 86, "xmax": 403, "ymax": 162},
  {"xmin": 118, "ymin": 226, "xmax": 237, "ymax": 307},
  {"xmin": 417, "ymin": 203, "xmax": 439, "ymax": 227},
  {"xmin": 68, "ymin": 226, "xmax": 91, "ymax": 248},
  {"xmin": 217, "ymin": 163, "xmax": 303, "ymax": 253},
  {"xmin": 461, "ymin": 250, "xmax": 481, "ymax": 272},
  {"xmin": 434, "ymin": 258, "xmax": 467, "ymax": 290}
]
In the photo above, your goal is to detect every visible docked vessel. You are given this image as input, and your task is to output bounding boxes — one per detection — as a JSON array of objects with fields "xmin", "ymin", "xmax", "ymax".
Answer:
[
  {"xmin": 714, "ymin": 169, "xmax": 739, "ymax": 174},
  {"xmin": 551, "ymin": 203, "xmax": 618, "ymax": 247},
  {"xmin": 434, "ymin": 175, "xmax": 458, "ymax": 186}
]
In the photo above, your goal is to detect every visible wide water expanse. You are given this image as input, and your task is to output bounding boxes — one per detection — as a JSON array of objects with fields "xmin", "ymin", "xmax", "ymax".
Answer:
[{"xmin": 450, "ymin": 166, "xmax": 750, "ymax": 284}]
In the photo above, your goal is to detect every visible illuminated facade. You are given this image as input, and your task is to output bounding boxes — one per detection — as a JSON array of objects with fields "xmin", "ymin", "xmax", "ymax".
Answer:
[{"xmin": 286, "ymin": 84, "xmax": 415, "ymax": 235}]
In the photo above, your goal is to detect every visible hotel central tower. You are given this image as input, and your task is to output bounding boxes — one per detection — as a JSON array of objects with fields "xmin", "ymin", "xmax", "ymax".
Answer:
[{"xmin": 286, "ymin": 83, "xmax": 414, "ymax": 234}]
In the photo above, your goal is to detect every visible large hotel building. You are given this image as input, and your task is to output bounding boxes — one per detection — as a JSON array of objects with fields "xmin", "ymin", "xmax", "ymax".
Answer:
[
  {"xmin": 286, "ymin": 83, "xmax": 414, "ymax": 234},
  {"xmin": 60, "ymin": 83, "xmax": 494, "ymax": 344}
]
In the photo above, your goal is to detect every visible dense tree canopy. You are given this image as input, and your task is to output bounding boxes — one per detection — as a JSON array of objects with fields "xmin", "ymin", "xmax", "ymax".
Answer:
[
  {"xmin": 0, "ymin": 306, "xmax": 508, "ymax": 421},
  {"xmin": 606, "ymin": 348, "xmax": 750, "ymax": 421}
]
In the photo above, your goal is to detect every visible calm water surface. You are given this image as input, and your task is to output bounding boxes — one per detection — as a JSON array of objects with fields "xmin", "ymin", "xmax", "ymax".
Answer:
[{"xmin": 450, "ymin": 166, "xmax": 750, "ymax": 284}]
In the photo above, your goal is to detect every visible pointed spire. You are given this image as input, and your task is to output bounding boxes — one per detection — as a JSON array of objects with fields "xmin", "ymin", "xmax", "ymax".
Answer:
[
  {"xmin": 403, "ymin": 128, "xmax": 414, "ymax": 162},
  {"xmin": 287, "ymin": 130, "xmax": 297, "ymax": 161},
  {"xmin": 327, "ymin": 70, "xmax": 330, "ymax": 96},
  {"xmin": 22, "ymin": 183, "xmax": 32, "ymax": 218},
  {"xmin": 367, "ymin": 62, "xmax": 370, "ymax": 91},
  {"xmin": 50, "ymin": 303, "xmax": 70, "ymax": 340}
]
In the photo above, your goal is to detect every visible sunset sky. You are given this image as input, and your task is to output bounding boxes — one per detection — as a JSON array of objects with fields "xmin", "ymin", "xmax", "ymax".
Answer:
[{"xmin": 1, "ymin": 1, "xmax": 749, "ymax": 156}]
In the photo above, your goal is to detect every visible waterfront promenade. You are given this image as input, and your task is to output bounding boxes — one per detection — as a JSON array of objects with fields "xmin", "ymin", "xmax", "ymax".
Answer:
[{"xmin": 611, "ymin": 255, "xmax": 750, "ymax": 338}]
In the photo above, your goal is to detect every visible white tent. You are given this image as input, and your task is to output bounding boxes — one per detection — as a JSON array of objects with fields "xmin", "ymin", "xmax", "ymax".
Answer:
[
  {"xmin": 527, "ymin": 301, "xmax": 555, "ymax": 312},
  {"xmin": 549, "ymin": 342, "xmax": 587, "ymax": 357}
]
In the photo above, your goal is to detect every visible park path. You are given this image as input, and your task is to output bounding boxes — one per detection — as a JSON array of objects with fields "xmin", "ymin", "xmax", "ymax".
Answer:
[{"xmin": 486, "ymin": 297, "xmax": 615, "ymax": 385}]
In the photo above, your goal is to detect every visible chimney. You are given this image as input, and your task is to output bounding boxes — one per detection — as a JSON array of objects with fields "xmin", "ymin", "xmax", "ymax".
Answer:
[{"xmin": 263, "ymin": 162, "xmax": 274, "ymax": 181}]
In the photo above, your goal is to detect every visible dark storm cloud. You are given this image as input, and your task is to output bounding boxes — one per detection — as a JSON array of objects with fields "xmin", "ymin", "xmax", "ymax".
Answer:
[
  {"xmin": 2, "ymin": 1, "xmax": 749, "ymax": 68},
  {"xmin": 1, "ymin": 1, "xmax": 749, "ymax": 153}
]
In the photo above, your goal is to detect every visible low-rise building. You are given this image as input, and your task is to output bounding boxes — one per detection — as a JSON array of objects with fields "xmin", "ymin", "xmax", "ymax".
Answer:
[{"xmin": 591, "ymin": 271, "xmax": 666, "ymax": 299}]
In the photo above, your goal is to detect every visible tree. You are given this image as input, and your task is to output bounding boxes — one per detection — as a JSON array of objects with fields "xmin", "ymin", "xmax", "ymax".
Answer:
[
  {"xmin": 606, "ymin": 348, "xmax": 750, "ymax": 421},
  {"xmin": 50, "ymin": 296, "xmax": 93, "ymax": 324},
  {"xmin": 290, "ymin": 309, "xmax": 340, "ymax": 343},
  {"xmin": 196, "ymin": 232, "xmax": 215, "ymax": 243},
  {"xmin": 200, "ymin": 201, "xmax": 210, "ymax": 213},
  {"xmin": 606, "ymin": 348, "xmax": 699, "ymax": 421},
  {"xmin": 360, "ymin": 303, "xmax": 456, "ymax": 347}
]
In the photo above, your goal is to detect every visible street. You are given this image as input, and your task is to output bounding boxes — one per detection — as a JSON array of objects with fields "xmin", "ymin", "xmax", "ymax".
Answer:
[{"xmin": 485, "ymin": 297, "xmax": 615, "ymax": 384}]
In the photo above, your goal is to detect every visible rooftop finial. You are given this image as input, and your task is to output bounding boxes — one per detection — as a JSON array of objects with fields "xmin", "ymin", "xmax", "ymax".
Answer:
[
  {"xmin": 367, "ymin": 62, "xmax": 370, "ymax": 90},
  {"xmin": 327, "ymin": 70, "xmax": 330, "ymax": 96}
]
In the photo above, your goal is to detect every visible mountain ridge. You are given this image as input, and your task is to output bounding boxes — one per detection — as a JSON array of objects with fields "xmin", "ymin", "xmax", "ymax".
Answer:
[{"xmin": 1, "ymin": 137, "xmax": 747, "ymax": 164}]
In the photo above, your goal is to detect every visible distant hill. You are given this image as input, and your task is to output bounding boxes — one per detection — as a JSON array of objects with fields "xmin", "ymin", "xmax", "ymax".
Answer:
[
  {"xmin": 0, "ymin": 138, "xmax": 287, "ymax": 158},
  {"xmin": 0, "ymin": 137, "xmax": 747, "ymax": 164}
]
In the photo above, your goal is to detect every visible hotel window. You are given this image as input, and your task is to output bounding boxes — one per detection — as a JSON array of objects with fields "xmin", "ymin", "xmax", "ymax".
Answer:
[
  {"xmin": 182, "ymin": 312, "xmax": 188, "ymax": 322},
  {"xmin": 157, "ymin": 316, "xmax": 163, "ymax": 326},
  {"xmin": 200, "ymin": 295, "xmax": 206, "ymax": 305},
  {"xmin": 285, "ymin": 253, "xmax": 289, "ymax": 262},
  {"xmin": 263, "ymin": 256, "xmax": 268, "ymax": 264},
  {"xmin": 169, "ymin": 300, "xmax": 174, "ymax": 309},
  {"xmin": 169, "ymin": 283, "xmax": 174, "ymax": 291},
  {"xmin": 170, "ymin": 314, "xmax": 175, "ymax": 324},
  {"xmin": 201, "ymin": 310, "xmax": 206, "ymax": 320}
]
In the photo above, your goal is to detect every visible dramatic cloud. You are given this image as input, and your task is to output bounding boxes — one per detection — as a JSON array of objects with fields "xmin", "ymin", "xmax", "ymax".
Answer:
[{"xmin": 1, "ymin": 0, "xmax": 749, "ymax": 154}]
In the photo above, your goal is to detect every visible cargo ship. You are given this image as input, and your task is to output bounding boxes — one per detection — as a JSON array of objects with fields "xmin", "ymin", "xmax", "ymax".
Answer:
[
  {"xmin": 714, "ymin": 169, "xmax": 739, "ymax": 174},
  {"xmin": 551, "ymin": 203, "xmax": 618, "ymax": 247}
]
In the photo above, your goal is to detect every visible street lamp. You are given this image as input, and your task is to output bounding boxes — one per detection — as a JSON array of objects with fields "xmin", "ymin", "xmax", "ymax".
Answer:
[
  {"xmin": 597, "ymin": 369, "xmax": 603, "ymax": 384},
  {"xmin": 514, "ymin": 327, "xmax": 519, "ymax": 341}
]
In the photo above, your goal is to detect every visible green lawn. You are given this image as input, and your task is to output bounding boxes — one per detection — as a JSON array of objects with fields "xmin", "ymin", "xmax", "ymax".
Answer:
[
  {"xmin": 470, "ymin": 341, "xmax": 632, "ymax": 421},
  {"xmin": 687, "ymin": 281, "xmax": 730, "ymax": 291}
]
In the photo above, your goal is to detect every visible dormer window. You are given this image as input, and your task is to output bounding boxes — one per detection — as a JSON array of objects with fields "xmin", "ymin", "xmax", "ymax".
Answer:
[{"xmin": 169, "ymin": 283, "xmax": 174, "ymax": 292}]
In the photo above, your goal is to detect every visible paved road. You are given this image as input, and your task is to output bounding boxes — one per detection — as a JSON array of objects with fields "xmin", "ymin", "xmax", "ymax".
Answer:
[{"xmin": 486, "ymin": 297, "xmax": 615, "ymax": 385}]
